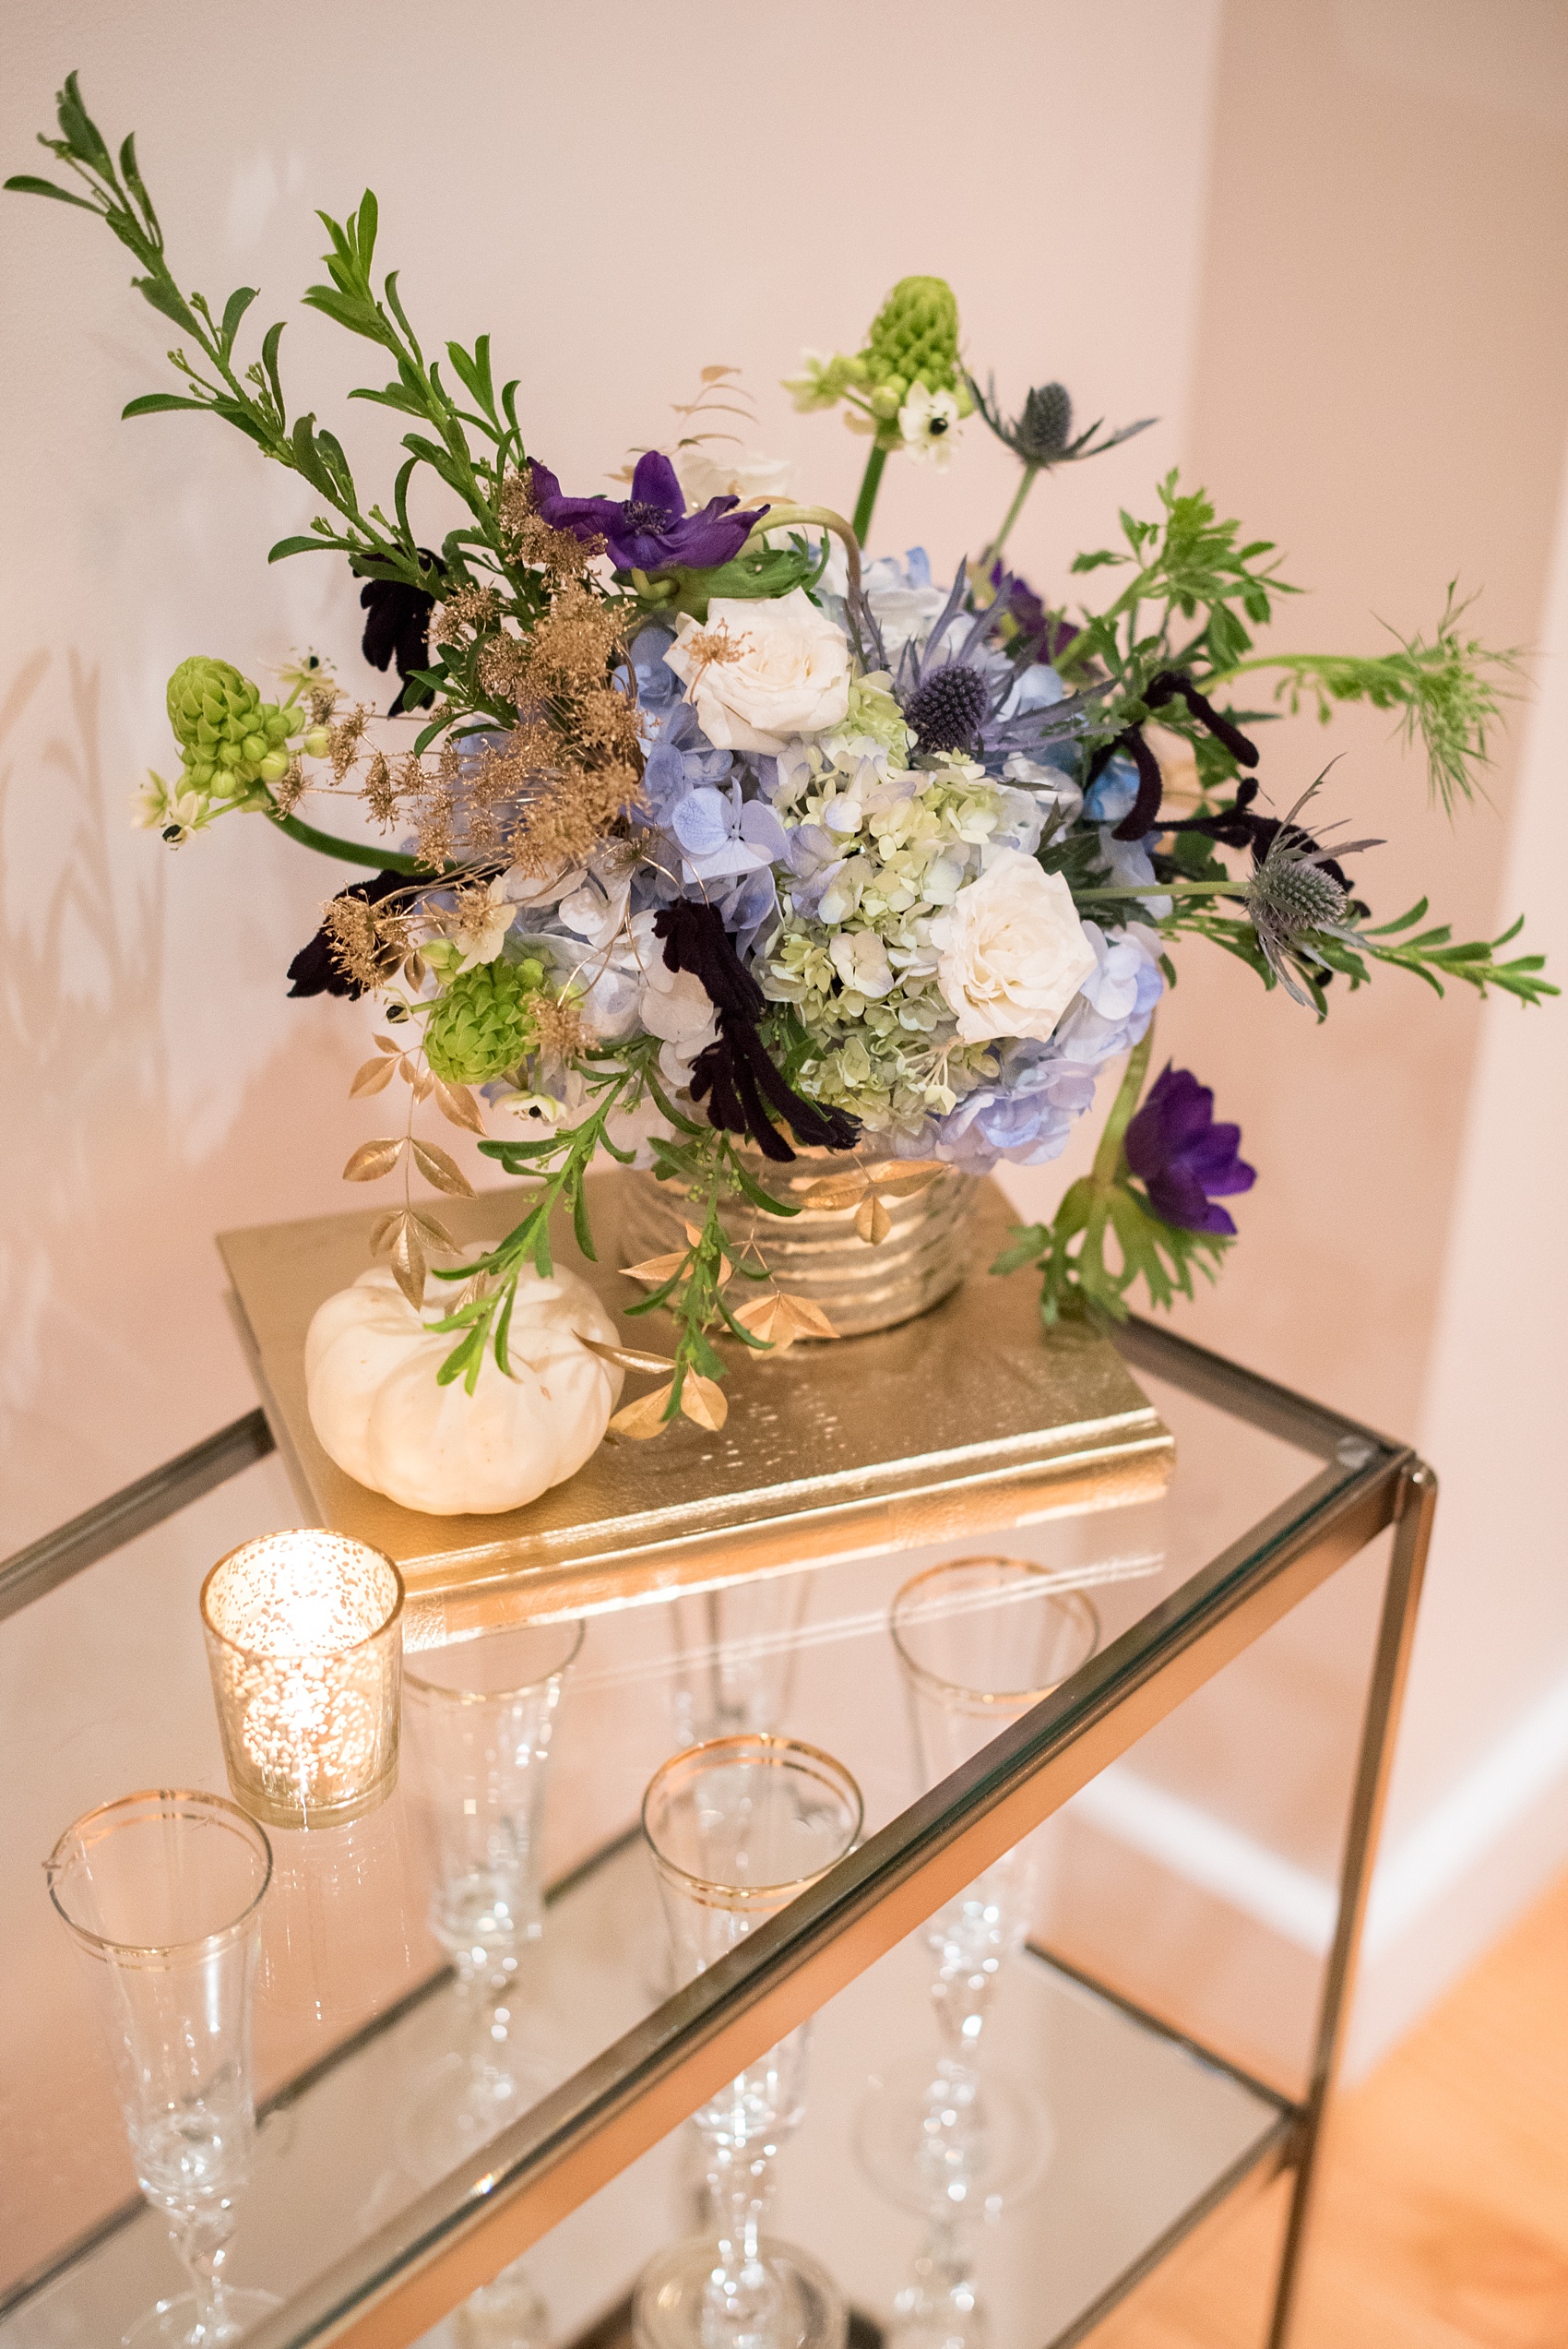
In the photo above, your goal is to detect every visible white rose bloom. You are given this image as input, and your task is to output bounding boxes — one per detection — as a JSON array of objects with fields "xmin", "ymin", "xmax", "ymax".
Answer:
[
  {"xmin": 675, "ymin": 447, "xmax": 793, "ymax": 506},
  {"xmin": 932, "ymin": 849, "xmax": 1098, "ymax": 1044},
  {"xmin": 665, "ymin": 590, "xmax": 851, "ymax": 755}
]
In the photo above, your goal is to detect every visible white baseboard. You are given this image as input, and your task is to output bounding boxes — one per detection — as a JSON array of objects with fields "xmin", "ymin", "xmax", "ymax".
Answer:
[{"xmin": 1065, "ymin": 1661, "xmax": 1568, "ymax": 2077}]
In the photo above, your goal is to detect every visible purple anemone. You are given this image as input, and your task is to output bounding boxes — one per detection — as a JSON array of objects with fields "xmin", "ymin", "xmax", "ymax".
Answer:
[
  {"xmin": 529, "ymin": 450, "xmax": 767, "ymax": 573},
  {"xmin": 1123, "ymin": 1065, "xmax": 1256, "ymax": 1236}
]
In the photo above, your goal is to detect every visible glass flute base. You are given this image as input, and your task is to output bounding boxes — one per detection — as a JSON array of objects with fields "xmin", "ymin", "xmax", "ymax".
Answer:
[
  {"xmin": 632, "ymin": 2236, "xmax": 847, "ymax": 2349},
  {"xmin": 855, "ymin": 2056, "xmax": 1055, "ymax": 2219},
  {"xmin": 395, "ymin": 2049, "xmax": 563, "ymax": 2187},
  {"xmin": 123, "ymin": 2285, "xmax": 281, "ymax": 2347}
]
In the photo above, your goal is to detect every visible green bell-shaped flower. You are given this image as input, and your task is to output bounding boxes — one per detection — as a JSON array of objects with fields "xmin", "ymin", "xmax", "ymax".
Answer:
[
  {"xmin": 861, "ymin": 276, "xmax": 962, "ymax": 403},
  {"xmin": 424, "ymin": 960, "xmax": 540, "ymax": 1085},
  {"xmin": 165, "ymin": 655, "xmax": 297, "ymax": 793}
]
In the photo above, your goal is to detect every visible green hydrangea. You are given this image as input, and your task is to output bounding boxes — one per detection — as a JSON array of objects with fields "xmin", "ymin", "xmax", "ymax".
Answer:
[
  {"xmin": 424, "ymin": 960, "xmax": 540, "ymax": 1084},
  {"xmin": 166, "ymin": 656, "xmax": 296, "ymax": 793},
  {"xmin": 839, "ymin": 674, "xmax": 913, "ymax": 763}
]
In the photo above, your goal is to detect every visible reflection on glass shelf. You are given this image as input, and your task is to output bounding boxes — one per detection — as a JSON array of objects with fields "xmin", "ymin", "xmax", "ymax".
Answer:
[
  {"xmin": 2, "ymin": 1838, "xmax": 1286, "ymax": 2349},
  {"xmin": 0, "ymin": 1351, "xmax": 1336, "ymax": 2348}
]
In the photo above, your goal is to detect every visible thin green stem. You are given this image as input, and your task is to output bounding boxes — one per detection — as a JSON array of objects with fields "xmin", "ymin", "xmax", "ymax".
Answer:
[
  {"xmin": 1078, "ymin": 1025, "xmax": 1153, "ymax": 1299},
  {"xmin": 263, "ymin": 805, "xmax": 434, "ymax": 876},
  {"xmin": 1092, "ymin": 1026, "xmax": 1154, "ymax": 1186},
  {"xmin": 851, "ymin": 445, "xmax": 889, "ymax": 548},
  {"xmin": 1072, "ymin": 880, "xmax": 1243, "ymax": 902},
  {"xmin": 981, "ymin": 463, "xmax": 1040, "ymax": 570}
]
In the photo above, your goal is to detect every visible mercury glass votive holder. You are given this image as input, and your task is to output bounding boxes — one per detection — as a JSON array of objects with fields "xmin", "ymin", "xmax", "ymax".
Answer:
[{"xmin": 200, "ymin": 1531, "xmax": 405, "ymax": 1831}]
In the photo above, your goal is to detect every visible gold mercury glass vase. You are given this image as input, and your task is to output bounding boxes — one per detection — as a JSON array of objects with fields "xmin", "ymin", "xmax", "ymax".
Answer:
[{"xmin": 617, "ymin": 1148, "xmax": 980, "ymax": 1340}]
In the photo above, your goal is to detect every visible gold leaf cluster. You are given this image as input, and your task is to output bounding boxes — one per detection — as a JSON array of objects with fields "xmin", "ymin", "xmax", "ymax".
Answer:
[
  {"xmin": 793, "ymin": 1160, "xmax": 947, "ymax": 1245},
  {"xmin": 370, "ymin": 1205, "xmax": 457, "ymax": 1308},
  {"xmin": 731, "ymin": 1291, "xmax": 838, "ymax": 1349}
]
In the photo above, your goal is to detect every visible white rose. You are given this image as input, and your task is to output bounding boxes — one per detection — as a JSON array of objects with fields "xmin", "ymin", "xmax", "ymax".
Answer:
[
  {"xmin": 665, "ymin": 589, "xmax": 851, "ymax": 756},
  {"xmin": 932, "ymin": 849, "xmax": 1098, "ymax": 1044}
]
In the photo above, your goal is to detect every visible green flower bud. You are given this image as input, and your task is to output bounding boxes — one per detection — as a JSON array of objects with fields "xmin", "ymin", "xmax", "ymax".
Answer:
[
  {"xmin": 861, "ymin": 277, "xmax": 962, "ymax": 400},
  {"xmin": 164, "ymin": 656, "xmax": 301, "ymax": 799},
  {"xmin": 424, "ymin": 960, "xmax": 540, "ymax": 1085}
]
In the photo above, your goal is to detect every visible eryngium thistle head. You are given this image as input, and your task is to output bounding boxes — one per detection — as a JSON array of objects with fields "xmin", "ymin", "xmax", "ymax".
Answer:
[
  {"xmin": 166, "ymin": 655, "xmax": 294, "ymax": 791},
  {"xmin": 862, "ymin": 276, "xmax": 961, "ymax": 400},
  {"xmin": 1017, "ymin": 383, "xmax": 1073, "ymax": 463},
  {"xmin": 1242, "ymin": 781, "xmax": 1382, "ymax": 1006},
  {"xmin": 904, "ymin": 662, "xmax": 990, "ymax": 754},
  {"xmin": 1247, "ymin": 854, "xmax": 1348, "ymax": 936},
  {"xmin": 424, "ymin": 960, "xmax": 539, "ymax": 1085}
]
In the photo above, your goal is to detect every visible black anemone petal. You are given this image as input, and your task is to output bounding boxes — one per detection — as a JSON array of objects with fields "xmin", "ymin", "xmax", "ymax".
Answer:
[
  {"xmin": 359, "ymin": 548, "xmax": 445, "ymax": 716},
  {"xmin": 286, "ymin": 869, "xmax": 408, "ymax": 999},
  {"xmin": 655, "ymin": 897, "xmax": 860, "ymax": 1159},
  {"xmin": 653, "ymin": 900, "xmax": 766, "ymax": 1022}
]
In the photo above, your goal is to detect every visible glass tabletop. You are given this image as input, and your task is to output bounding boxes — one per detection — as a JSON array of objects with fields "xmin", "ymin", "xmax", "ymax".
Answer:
[{"xmin": 0, "ymin": 1315, "xmax": 1401, "ymax": 2348}]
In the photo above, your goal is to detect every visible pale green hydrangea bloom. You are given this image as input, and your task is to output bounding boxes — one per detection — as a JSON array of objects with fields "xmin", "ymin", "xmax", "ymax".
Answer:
[{"xmin": 760, "ymin": 737, "xmax": 1012, "ymax": 1138}]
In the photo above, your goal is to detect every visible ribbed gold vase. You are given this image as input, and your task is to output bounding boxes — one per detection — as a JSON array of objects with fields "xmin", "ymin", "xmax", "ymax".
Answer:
[{"xmin": 616, "ymin": 1150, "xmax": 980, "ymax": 1339}]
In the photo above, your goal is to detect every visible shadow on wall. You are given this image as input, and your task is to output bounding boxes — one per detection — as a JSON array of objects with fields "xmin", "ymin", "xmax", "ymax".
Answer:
[
  {"xmin": 0, "ymin": 645, "xmax": 486, "ymax": 1552},
  {"xmin": 3, "ymin": 647, "xmax": 172, "ymax": 1531}
]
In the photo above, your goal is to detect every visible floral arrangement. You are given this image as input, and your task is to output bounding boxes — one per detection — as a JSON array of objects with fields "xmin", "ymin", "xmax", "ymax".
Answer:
[{"xmin": 11, "ymin": 78, "xmax": 1554, "ymax": 1439}]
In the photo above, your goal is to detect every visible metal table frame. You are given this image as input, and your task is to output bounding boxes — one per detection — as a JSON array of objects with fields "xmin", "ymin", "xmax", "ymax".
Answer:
[{"xmin": 0, "ymin": 1319, "xmax": 1435, "ymax": 2349}]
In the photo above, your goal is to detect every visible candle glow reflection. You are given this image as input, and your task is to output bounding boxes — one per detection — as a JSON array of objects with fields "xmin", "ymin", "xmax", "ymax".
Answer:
[{"xmin": 201, "ymin": 1531, "xmax": 404, "ymax": 1830}]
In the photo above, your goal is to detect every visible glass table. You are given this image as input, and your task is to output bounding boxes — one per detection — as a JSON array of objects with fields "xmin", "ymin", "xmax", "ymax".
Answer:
[{"xmin": 0, "ymin": 1179, "xmax": 1434, "ymax": 2349}]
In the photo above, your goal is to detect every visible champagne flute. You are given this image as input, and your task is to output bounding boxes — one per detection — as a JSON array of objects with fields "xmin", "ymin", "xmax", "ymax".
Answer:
[{"xmin": 46, "ymin": 1790, "xmax": 279, "ymax": 2348}]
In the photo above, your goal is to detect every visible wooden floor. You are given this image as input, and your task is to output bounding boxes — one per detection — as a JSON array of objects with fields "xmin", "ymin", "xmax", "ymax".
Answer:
[{"xmin": 1090, "ymin": 1871, "xmax": 1568, "ymax": 2349}]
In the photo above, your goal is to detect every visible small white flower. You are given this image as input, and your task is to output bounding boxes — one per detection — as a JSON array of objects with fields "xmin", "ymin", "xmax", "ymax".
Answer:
[
  {"xmin": 897, "ymin": 383, "xmax": 963, "ymax": 469},
  {"xmin": 665, "ymin": 589, "xmax": 851, "ymax": 756},
  {"xmin": 132, "ymin": 771, "xmax": 207, "ymax": 841},
  {"xmin": 829, "ymin": 929, "xmax": 895, "ymax": 1000},
  {"xmin": 931, "ymin": 849, "xmax": 1098, "ymax": 1044},
  {"xmin": 456, "ymin": 877, "xmax": 518, "ymax": 971},
  {"xmin": 490, "ymin": 1087, "xmax": 565, "ymax": 1129},
  {"xmin": 131, "ymin": 773, "xmax": 172, "ymax": 830}
]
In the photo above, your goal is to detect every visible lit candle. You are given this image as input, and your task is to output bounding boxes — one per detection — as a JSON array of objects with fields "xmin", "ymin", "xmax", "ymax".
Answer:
[{"xmin": 201, "ymin": 1532, "xmax": 405, "ymax": 1830}]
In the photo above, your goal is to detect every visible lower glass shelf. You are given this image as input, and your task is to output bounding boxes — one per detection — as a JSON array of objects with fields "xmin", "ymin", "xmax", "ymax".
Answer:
[{"xmin": 5, "ymin": 1832, "xmax": 1290, "ymax": 2349}]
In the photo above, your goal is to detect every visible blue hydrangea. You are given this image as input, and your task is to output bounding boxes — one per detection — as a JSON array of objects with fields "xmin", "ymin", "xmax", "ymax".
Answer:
[
  {"xmin": 931, "ymin": 1043, "xmax": 1099, "ymax": 1167},
  {"xmin": 1085, "ymin": 752, "xmax": 1139, "ymax": 826},
  {"xmin": 1095, "ymin": 826, "xmax": 1172, "ymax": 920},
  {"xmin": 1053, "ymin": 921, "xmax": 1165, "ymax": 1065}
]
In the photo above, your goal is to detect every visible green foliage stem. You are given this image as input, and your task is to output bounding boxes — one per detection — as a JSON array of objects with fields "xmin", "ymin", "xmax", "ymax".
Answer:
[
  {"xmin": 992, "ymin": 1027, "xmax": 1232, "ymax": 1325},
  {"xmin": 851, "ymin": 445, "xmax": 888, "ymax": 547}
]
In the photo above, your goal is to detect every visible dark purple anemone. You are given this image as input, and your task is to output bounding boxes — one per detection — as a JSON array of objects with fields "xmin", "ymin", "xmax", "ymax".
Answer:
[
  {"xmin": 1124, "ymin": 1065, "xmax": 1256, "ymax": 1236},
  {"xmin": 529, "ymin": 450, "xmax": 766, "ymax": 574}
]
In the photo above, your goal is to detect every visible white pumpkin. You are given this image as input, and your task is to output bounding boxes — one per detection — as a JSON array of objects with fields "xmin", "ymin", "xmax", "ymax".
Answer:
[{"xmin": 303, "ymin": 1255, "xmax": 624, "ymax": 1517}]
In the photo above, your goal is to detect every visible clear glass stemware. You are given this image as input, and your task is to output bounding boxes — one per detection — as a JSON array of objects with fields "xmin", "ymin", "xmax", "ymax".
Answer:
[
  {"xmin": 860, "ymin": 1557, "xmax": 1099, "ymax": 2223},
  {"xmin": 44, "ymin": 1788, "xmax": 278, "ymax": 2349},
  {"xmin": 634, "ymin": 1735, "xmax": 863, "ymax": 2349},
  {"xmin": 398, "ymin": 1618, "xmax": 584, "ymax": 2182},
  {"xmin": 664, "ymin": 1574, "xmax": 814, "ymax": 1749}
]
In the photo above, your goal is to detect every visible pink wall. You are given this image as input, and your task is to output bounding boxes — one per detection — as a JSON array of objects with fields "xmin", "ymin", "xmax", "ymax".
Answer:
[{"xmin": 2, "ymin": 0, "xmax": 1565, "ymax": 2066}]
